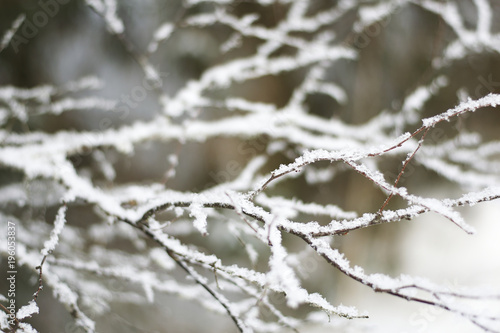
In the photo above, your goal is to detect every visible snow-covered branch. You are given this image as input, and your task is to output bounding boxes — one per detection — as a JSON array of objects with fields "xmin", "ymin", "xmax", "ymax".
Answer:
[{"xmin": 1, "ymin": 1, "xmax": 500, "ymax": 332}]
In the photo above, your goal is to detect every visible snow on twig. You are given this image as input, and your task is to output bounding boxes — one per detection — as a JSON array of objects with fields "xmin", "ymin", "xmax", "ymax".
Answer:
[{"xmin": 0, "ymin": 14, "xmax": 25, "ymax": 53}]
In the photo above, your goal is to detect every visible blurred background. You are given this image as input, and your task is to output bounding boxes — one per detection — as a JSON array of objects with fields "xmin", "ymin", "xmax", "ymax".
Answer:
[{"xmin": 1, "ymin": 0, "xmax": 500, "ymax": 332}]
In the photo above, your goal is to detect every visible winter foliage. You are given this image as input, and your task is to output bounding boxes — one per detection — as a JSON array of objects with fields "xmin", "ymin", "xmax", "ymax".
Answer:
[{"xmin": 1, "ymin": 0, "xmax": 500, "ymax": 332}]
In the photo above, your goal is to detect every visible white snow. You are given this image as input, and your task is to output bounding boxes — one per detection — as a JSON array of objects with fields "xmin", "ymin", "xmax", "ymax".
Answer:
[
  {"xmin": 16, "ymin": 301, "xmax": 39, "ymax": 320},
  {"xmin": 41, "ymin": 206, "xmax": 68, "ymax": 256},
  {"xmin": 1, "ymin": 1, "xmax": 500, "ymax": 332}
]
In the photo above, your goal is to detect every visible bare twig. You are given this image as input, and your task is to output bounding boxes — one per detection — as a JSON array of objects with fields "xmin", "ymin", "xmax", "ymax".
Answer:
[{"xmin": 33, "ymin": 255, "xmax": 47, "ymax": 302}]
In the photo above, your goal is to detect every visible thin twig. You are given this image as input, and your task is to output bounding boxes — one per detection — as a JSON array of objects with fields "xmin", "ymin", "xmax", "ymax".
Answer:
[
  {"xmin": 33, "ymin": 255, "xmax": 48, "ymax": 302},
  {"xmin": 378, "ymin": 127, "xmax": 430, "ymax": 213},
  {"xmin": 0, "ymin": 303, "xmax": 19, "ymax": 333}
]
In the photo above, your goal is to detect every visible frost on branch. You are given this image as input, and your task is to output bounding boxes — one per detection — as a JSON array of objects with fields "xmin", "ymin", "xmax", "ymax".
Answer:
[{"xmin": 0, "ymin": 1, "xmax": 500, "ymax": 333}]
